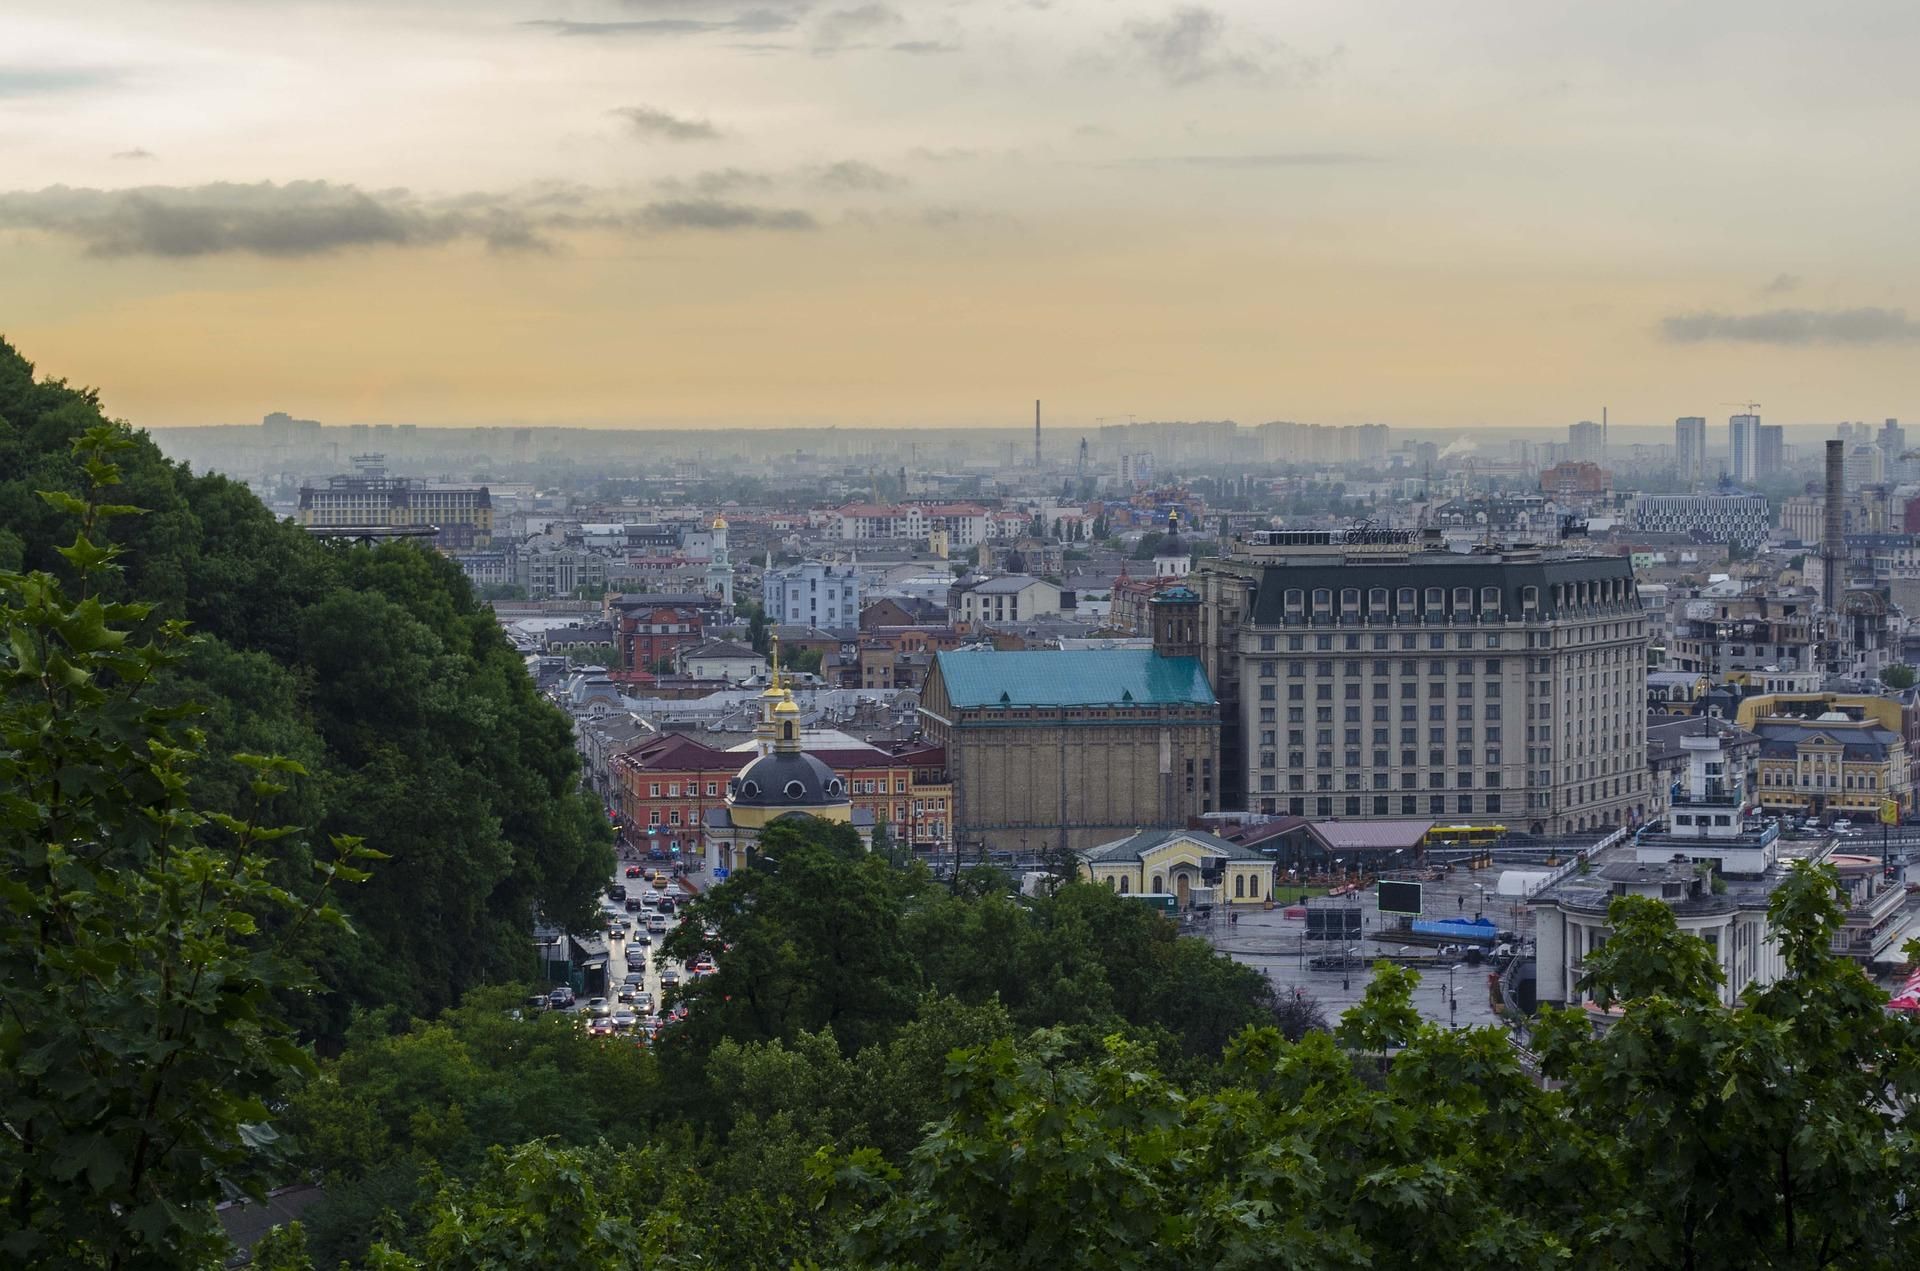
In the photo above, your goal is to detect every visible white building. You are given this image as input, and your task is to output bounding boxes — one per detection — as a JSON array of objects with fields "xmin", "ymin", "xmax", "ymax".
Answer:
[
  {"xmin": 835, "ymin": 504, "xmax": 927, "ymax": 541},
  {"xmin": 677, "ymin": 639, "xmax": 766, "ymax": 683},
  {"xmin": 1627, "ymin": 492, "xmax": 1771, "ymax": 548},
  {"xmin": 1729, "ymin": 414, "xmax": 1762, "ymax": 483},
  {"xmin": 954, "ymin": 575, "xmax": 1064, "ymax": 624},
  {"xmin": 1531, "ymin": 731, "xmax": 1798, "ymax": 1009},
  {"xmin": 763, "ymin": 560, "xmax": 861, "ymax": 628},
  {"xmin": 704, "ymin": 516, "xmax": 734, "ymax": 607}
]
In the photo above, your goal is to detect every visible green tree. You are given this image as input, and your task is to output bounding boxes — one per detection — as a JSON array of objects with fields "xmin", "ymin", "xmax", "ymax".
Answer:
[
  {"xmin": 0, "ymin": 425, "xmax": 378, "ymax": 1267},
  {"xmin": 662, "ymin": 818, "xmax": 921, "ymax": 1062},
  {"xmin": 1882, "ymin": 663, "xmax": 1915, "ymax": 690}
]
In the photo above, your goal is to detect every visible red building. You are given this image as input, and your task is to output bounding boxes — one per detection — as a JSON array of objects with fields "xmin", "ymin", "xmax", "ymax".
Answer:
[
  {"xmin": 613, "ymin": 732, "xmax": 951, "ymax": 861},
  {"xmin": 608, "ymin": 594, "xmax": 708, "ymax": 672}
]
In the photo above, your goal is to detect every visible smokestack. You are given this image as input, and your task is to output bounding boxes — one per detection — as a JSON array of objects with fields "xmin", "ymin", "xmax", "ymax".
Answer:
[
  {"xmin": 1824, "ymin": 439, "xmax": 1845, "ymax": 613},
  {"xmin": 1602, "ymin": 406, "xmax": 1608, "ymax": 457},
  {"xmin": 1035, "ymin": 400, "xmax": 1041, "ymax": 467}
]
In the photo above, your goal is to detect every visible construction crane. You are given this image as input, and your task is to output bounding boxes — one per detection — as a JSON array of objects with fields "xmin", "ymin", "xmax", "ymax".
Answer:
[{"xmin": 1724, "ymin": 401, "xmax": 1761, "ymax": 416}]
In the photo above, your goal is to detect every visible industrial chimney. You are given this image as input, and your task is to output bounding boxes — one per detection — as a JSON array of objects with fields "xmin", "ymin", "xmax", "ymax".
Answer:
[
  {"xmin": 1823, "ymin": 438, "xmax": 1844, "ymax": 614},
  {"xmin": 1034, "ymin": 400, "xmax": 1041, "ymax": 467}
]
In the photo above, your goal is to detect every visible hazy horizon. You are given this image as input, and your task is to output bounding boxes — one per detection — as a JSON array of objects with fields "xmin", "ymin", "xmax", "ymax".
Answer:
[{"xmin": 7, "ymin": 0, "xmax": 1920, "ymax": 429}]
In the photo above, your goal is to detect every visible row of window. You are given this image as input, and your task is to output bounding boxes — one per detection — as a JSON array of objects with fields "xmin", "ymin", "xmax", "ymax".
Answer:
[
  {"xmin": 1259, "ymin": 794, "xmax": 1507, "ymax": 818},
  {"xmin": 1106, "ymin": 873, "xmax": 1266, "ymax": 900},
  {"xmin": 1253, "ymin": 620, "xmax": 1644, "ymax": 654}
]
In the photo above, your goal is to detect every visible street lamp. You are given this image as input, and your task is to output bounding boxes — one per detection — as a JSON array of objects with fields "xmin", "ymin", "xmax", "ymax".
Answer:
[
  {"xmin": 1446, "ymin": 963, "xmax": 1461, "ymax": 1028},
  {"xmin": 1473, "ymin": 883, "xmax": 1485, "ymax": 920}
]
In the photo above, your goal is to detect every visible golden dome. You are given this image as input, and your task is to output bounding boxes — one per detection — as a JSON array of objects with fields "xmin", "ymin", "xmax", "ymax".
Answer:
[
  {"xmin": 711, "ymin": 515, "xmax": 729, "ymax": 530},
  {"xmin": 773, "ymin": 695, "xmax": 801, "ymax": 717}
]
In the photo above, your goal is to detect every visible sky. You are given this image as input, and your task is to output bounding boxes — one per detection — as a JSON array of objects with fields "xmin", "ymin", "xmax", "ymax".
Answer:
[{"xmin": 3, "ymin": 0, "xmax": 1920, "ymax": 430}]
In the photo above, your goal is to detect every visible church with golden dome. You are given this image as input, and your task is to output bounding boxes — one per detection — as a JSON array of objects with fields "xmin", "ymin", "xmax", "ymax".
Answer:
[{"xmin": 701, "ymin": 641, "xmax": 873, "ymax": 874}]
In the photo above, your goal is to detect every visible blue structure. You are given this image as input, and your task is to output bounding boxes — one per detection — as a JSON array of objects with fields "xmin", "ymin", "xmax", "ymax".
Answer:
[{"xmin": 1410, "ymin": 917, "xmax": 1499, "ymax": 944}]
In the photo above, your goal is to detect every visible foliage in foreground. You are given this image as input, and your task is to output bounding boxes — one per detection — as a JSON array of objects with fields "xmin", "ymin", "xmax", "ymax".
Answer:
[{"xmin": 280, "ymin": 818, "xmax": 1920, "ymax": 1270}]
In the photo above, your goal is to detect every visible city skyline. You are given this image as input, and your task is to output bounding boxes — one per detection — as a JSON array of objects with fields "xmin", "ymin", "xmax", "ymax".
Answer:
[{"xmin": 7, "ymin": 1, "xmax": 1920, "ymax": 428}]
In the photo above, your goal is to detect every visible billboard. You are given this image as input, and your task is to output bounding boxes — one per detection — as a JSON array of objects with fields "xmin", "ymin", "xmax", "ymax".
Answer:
[
  {"xmin": 1377, "ymin": 879, "xmax": 1424, "ymax": 916},
  {"xmin": 1305, "ymin": 906, "xmax": 1363, "ymax": 941}
]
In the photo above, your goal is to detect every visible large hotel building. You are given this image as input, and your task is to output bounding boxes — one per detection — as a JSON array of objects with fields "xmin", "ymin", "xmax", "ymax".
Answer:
[{"xmin": 1195, "ymin": 528, "xmax": 1647, "ymax": 835}]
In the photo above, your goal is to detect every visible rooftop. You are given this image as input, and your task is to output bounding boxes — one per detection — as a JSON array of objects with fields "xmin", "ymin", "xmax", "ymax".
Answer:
[
  {"xmin": 933, "ymin": 648, "xmax": 1216, "ymax": 709},
  {"xmin": 1079, "ymin": 827, "xmax": 1268, "ymax": 864}
]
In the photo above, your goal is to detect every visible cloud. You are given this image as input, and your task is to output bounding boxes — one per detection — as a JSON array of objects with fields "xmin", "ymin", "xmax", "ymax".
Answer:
[
  {"xmin": 632, "ymin": 200, "xmax": 814, "ymax": 230},
  {"xmin": 0, "ymin": 180, "xmax": 818, "ymax": 258},
  {"xmin": 814, "ymin": 3, "xmax": 898, "ymax": 48},
  {"xmin": 908, "ymin": 146, "xmax": 977, "ymax": 162},
  {"xmin": 110, "ymin": 148, "xmax": 156, "ymax": 161},
  {"xmin": 1760, "ymin": 272, "xmax": 1802, "ymax": 295},
  {"xmin": 524, "ymin": 11, "xmax": 794, "ymax": 37},
  {"xmin": 662, "ymin": 167, "xmax": 776, "ymax": 196},
  {"xmin": 1097, "ymin": 151, "xmax": 1375, "ymax": 169},
  {"xmin": 1126, "ymin": 6, "xmax": 1263, "ymax": 85},
  {"xmin": 612, "ymin": 105, "xmax": 722, "ymax": 141},
  {"xmin": 1660, "ymin": 307, "xmax": 1920, "ymax": 347},
  {"xmin": 807, "ymin": 160, "xmax": 905, "ymax": 192},
  {"xmin": 0, "ymin": 67, "xmax": 122, "ymax": 97},
  {"xmin": 890, "ymin": 40, "xmax": 959, "ymax": 55}
]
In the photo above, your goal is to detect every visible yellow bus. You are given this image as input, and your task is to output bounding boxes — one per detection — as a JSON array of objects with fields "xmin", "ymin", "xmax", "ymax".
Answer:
[{"xmin": 1426, "ymin": 824, "xmax": 1507, "ymax": 848}]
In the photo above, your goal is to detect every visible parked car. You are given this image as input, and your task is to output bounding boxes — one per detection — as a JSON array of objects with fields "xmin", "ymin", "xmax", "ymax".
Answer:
[
  {"xmin": 524, "ymin": 993, "xmax": 549, "ymax": 1012},
  {"xmin": 547, "ymin": 986, "xmax": 575, "ymax": 1009}
]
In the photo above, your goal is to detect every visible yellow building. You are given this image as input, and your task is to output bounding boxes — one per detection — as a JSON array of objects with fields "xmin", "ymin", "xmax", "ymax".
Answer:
[
  {"xmin": 297, "ymin": 474, "xmax": 493, "ymax": 548},
  {"xmin": 1734, "ymin": 693, "xmax": 1903, "ymax": 734},
  {"xmin": 1077, "ymin": 828, "xmax": 1276, "ymax": 908},
  {"xmin": 702, "ymin": 656, "xmax": 874, "ymax": 872},
  {"xmin": 1751, "ymin": 713, "xmax": 1911, "ymax": 820}
]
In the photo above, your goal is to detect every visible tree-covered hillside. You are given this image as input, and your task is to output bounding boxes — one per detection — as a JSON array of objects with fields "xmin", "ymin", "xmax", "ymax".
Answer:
[{"xmin": 0, "ymin": 339, "xmax": 610, "ymax": 1036}]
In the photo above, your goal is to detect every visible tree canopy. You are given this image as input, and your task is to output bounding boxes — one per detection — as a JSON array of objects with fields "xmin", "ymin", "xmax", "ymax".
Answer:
[{"xmin": 0, "ymin": 339, "xmax": 611, "ymax": 1038}]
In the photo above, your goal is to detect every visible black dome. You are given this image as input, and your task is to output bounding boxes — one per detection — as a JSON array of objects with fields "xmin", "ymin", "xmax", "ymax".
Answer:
[{"xmin": 729, "ymin": 752, "xmax": 845, "ymax": 807}]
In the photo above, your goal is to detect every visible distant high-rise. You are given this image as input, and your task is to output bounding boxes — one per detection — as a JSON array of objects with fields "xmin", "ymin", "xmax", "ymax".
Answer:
[
  {"xmin": 1675, "ymin": 416, "xmax": 1706, "ymax": 486},
  {"xmin": 1729, "ymin": 414, "xmax": 1762, "ymax": 483},
  {"xmin": 1756, "ymin": 424, "xmax": 1784, "ymax": 480},
  {"xmin": 1568, "ymin": 420, "xmax": 1605, "ymax": 464}
]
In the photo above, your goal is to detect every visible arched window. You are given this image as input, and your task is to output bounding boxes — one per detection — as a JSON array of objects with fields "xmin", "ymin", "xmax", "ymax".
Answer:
[
  {"xmin": 1120, "ymin": 876, "xmax": 1131, "ymax": 894},
  {"xmin": 1107, "ymin": 875, "xmax": 1117, "ymax": 890},
  {"xmin": 1369, "ymin": 587, "xmax": 1389, "ymax": 612},
  {"xmin": 1234, "ymin": 875, "xmax": 1245, "ymax": 898},
  {"xmin": 1425, "ymin": 587, "xmax": 1444, "ymax": 612},
  {"xmin": 1341, "ymin": 588, "xmax": 1360, "ymax": 613},
  {"xmin": 1397, "ymin": 587, "xmax": 1416, "ymax": 612},
  {"xmin": 1249, "ymin": 875, "xmax": 1260, "ymax": 899},
  {"xmin": 1284, "ymin": 588, "xmax": 1305, "ymax": 610},
  {"xmin": 1152, "ymin": 874, "xmax": 1163, "ymax": 893},
  {"xmin": 1312, "ymin": 588, "xmax": 1332, "ymax": 611}
]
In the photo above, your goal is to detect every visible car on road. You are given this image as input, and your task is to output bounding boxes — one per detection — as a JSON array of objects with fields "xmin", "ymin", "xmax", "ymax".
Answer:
[
  {"xmin": 691, "ymin": 960, "xmax": 716, "ymax": 977},
  {"xmin": 608, "ymin": 883, "xmax": 626, "ymax": 901},
  {"xmin": 646, "ymin": 915, "xmax": 669, "ymax": 934},
  {"xmin": 616, "ymin": 988, "xmax": 637, "ymax": 1004},
  {"xmin": 631, "ymin": 931, "xmax": 652, "ymax": 947},
  {"xmin": 587, "ymin": 1017, "xmax": 616, "ymax": 1037},
  {"xmin": 657, "ymin": 897, "xmax": 676, "ymax": 916},
  {"xmin": 625, "ymin": 865, "xmax": 643, "ymax": 878},
  {"xmin": 611, "ymin": 1010, "xmax": 638, "ymax": 1031},
  {"xmin": 659, "ymin": 969, "xmax": 681, "ymax": 989},
  {"xmin": 633, "ymin": 991, "xmax": 653, "ymax": 1013},
  {"xmin": 642, "ymin": 890, "xmax": 662, "ymax": 905},
  {"xmin": 547, "ymin": 986, "xmax": 575, "ymax": 1009},
  {"xmin": 585, "ymin": 996, "xmax": 612, "ymax": 1018},
  {"xmin": 624, "ymin": 898, "xmax": 643, "ymax": 913},
  {"xmin": 625, "ymin": 952, "xmax": 647, "ymax": 972}
]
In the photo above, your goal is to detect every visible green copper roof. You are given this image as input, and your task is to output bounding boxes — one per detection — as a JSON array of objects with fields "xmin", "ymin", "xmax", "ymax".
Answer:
[{"xmin": 934, "ymin": 649, "xmax": 1215, "ymax": 709}]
